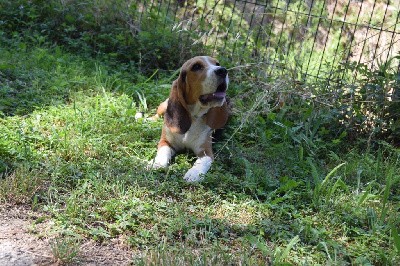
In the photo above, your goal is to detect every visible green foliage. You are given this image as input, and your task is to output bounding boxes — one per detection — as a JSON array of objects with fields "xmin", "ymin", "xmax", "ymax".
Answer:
[
  {"xmin": 0, "ymin": 37, "xmax": 399, "ymax": 265},
  {"xmin": 50, "ymin": 236, "xmax": 81, "ymax": 264},
  {"xmin": 0, "ymin": 165, "xmax": 44, "ymax": 204},
  {"xmin": 0, "ymin": 1, "xmax": 399, "ymax": 265},
  {"xmin": 133, "ymin": 243, "xmax": 263, "ymax": 266},
  {"xmin": 393, "ymin": 226, "xmax": 400, "ymax": 255},
  {"xmin": 330, "ymin": 57, "xmax": 400, "ymax": 146},
  {"xmin": 0, "ymin": 0, "xmax": 204, "ymax": 73}
]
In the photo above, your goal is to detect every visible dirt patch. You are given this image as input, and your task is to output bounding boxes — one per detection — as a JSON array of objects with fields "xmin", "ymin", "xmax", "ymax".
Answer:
[
  {"xmin": 0, "ymin": 206, "xmax": 53, "ymax": 265},
  {"xmin": 0, "ymin": 205, "xmax": 133, "ymax": 265}
]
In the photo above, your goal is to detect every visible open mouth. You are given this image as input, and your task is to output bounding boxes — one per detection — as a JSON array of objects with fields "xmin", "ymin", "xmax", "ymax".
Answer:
[{"xmin": 199, "ymin": 81, "xmax": 227, "ymax": 104}]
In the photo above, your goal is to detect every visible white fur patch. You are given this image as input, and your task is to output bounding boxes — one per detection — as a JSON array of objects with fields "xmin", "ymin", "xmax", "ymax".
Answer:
[
  {"xmin": 184, "ymin": 156, "xmax": 213, "ymax": 182},
  {"xmin": 165, "ymin": 116, "xmax": 212, "ymax": 155},
  {"xmin": 148, "ymin": 145, "xmax": 175, "ymax": 169}
]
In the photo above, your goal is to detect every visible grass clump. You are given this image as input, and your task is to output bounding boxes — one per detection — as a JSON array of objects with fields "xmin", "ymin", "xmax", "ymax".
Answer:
[
  {"xmin": 133, "ymin": 244, "xmax": 263, "ymax": 266},
  {"xmin": 50, "ymin": 236, "xmax": 81, "ymax": 264},
  {"xmin": 0, "ymin": 165, "xmax": 45, "ymax": 205}
]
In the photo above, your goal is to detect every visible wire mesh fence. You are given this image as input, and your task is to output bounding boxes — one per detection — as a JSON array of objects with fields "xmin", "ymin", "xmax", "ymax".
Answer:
[{"xmin": 135, "ymin": 0, "xmax": 400, "ymax": 84}]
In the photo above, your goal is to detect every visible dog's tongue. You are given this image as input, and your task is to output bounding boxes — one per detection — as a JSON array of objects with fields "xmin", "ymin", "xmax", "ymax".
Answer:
[
  {"xmin": 199, "ymin": 92, "xmax": 226, "ymax": 103},
  {"xmin": 213, "ymin": 92, "xmax": 226, "ymax": 99}
]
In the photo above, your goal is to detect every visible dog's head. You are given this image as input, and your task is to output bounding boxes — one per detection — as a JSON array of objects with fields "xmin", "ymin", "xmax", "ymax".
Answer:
[
  {"xmin": 165, "ymin": 56, "xmax": 229, "ymax": 134},
  {"xmin": 179, "ymin": 56, "xmax": 228, "ymax": 107}
]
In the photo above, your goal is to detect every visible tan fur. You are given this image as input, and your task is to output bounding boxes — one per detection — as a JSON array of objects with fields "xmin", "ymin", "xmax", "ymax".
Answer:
[{"xmin": 156, "ymin": 99, "xmax": 168, "ymax": 117}]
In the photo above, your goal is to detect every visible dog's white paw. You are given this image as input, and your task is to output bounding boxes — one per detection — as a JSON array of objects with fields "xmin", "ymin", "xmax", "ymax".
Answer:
[
  {"xmin": 184, "ymin": 168, "xmax": 205, "ymax": 182},
  {"xmin": 146, "ymin": 159, "xmax": 167, "ymax": 170},
  {"xmin": 147, "ymin": 146, "xmax": 174, "ymax": 170},
  {"xmin": 183, "ymin": 156, "xmax": 213, "ymax": 182}
]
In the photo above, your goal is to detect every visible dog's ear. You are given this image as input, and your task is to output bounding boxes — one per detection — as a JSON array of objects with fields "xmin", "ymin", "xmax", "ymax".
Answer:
[
  {"xmin": 205, "ymin": 99, "xmax": 231, "ymax": 129},
  {"xmin": 165, "ymin": 70, "xmax": 192, "ymax": 134}
]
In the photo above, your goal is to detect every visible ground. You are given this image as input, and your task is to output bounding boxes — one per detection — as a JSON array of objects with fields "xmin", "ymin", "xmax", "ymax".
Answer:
[{"xmin": 0, "ymin": 205, "xmax": 133, "ymax": 265}]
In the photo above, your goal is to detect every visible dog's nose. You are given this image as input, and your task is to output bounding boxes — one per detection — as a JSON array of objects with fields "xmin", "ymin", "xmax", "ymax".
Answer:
[{"xmin": 215, "ymin": 67, "xmax": 227, "ymax": 78}]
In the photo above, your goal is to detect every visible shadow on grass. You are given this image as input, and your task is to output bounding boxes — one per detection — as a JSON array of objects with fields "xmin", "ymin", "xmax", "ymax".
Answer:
[
  {"xmin": 0, "ymin": 42, "xmax": 91, "ymax": 117},
  {"xmin": 0, "ymin": 68, "xmax": 70, "ymax": 116}
]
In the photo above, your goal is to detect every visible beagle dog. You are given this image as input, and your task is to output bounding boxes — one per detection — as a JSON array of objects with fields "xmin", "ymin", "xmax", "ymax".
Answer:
[{"xmin": 149, "ymin": 56, "xmax": 230, "ymax": 182}]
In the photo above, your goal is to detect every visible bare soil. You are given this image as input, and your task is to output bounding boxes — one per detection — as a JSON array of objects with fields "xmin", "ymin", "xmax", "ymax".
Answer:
[{"xmin": 0, "ymin": 205, "xmax": 133, "ymax": 265}]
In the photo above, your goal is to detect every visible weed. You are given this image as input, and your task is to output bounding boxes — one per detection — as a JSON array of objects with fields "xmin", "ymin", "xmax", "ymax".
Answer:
[
  {"xmin": 50, "ymin": 236, "xmax": 81, "ymax": 264},
  {"xmin": 133, "ymin": 243, "xmax": 261, "ymax": 266},
  {"xmin": 393, "ymin": 226, "xmax": 400, "ymax": 256},
  {"xmin": 0, "ymin": 166, "xmax": 44, "ymax": 205},
  {"xmin": 273, "ymin": 235, "xmax": 300, "ymax": 265}
]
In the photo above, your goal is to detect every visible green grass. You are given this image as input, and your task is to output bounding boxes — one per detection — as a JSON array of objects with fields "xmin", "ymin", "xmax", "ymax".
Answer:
[
  {"xmin": 0, "ymin": 37, "xmax": 399, "ymax": 265},
  {"xmin": 50, "ymin": 235, "xmax": 81, "ymax": 264}
]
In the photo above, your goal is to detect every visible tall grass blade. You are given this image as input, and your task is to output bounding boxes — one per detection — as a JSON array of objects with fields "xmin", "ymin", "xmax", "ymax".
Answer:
[
  {"xmin": 392, "ymin": 226, "xmax": 400, "ymax": 255},
  {"xmin": 380, "ymin": 168, "xmax": 394, "ymax": 223},
  {"xmin": 307, "ymin": 158, "xmax": 319, "ymax": 184},
  {"xmin": 327, "ymin": 178, "xmax": 349, "ymax": 200},
  {"xmin": 277, "ymin": 235, "xmax": 300, "ymax": 263},
  {"xmin": 321, "ymin": 163, "xmax": 346, "ymax": 186},
  {"xmin": 357, "ymin": 183, "xmax": 373, "ymax": 206},
  {"xmin": 143, "ymin": 69, "xmax": 159, "ymax": 83},
  {"xmin": 318, "ymin": 242, "xmax": 332, "ymax": 262}
]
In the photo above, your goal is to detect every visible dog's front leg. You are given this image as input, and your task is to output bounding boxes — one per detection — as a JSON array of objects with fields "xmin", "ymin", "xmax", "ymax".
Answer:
[
  {"xmin": 149, "ymin": 144, "xmax": 175, "ymax": 169},
  {"xmin": 184, "ymin": 139, "xmax": 214, "ymax": 182}
]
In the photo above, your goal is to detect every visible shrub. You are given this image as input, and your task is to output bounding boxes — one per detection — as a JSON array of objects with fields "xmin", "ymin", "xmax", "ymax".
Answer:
[
  {"xmin": 0, "ymin": 0, "xmax": 205, "ymax": 73},
  {"xmin": 317, "ymin": 57, "xmax": 400, "ymax": 147}
]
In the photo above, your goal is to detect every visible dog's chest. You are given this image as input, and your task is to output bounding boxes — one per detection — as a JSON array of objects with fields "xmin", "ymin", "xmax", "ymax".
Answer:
[{"xmin": 167, "ymin": 116, "xmax": 212, "ymax": 153}]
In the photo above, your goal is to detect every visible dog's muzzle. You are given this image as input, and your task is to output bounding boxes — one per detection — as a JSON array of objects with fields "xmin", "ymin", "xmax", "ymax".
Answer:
[{"xmin": 199, "ymin": 67, "xmax": 228, "ymax": 104}]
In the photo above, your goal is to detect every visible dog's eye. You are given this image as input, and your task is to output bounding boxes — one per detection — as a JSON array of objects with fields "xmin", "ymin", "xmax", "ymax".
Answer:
[
  {"xmin": 216, "ymin": 62, "xmax": 220, "ymax": 66},
  {"xmin": 191, "ymin": 63, "xmax": 203, "ymax": 71}
]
